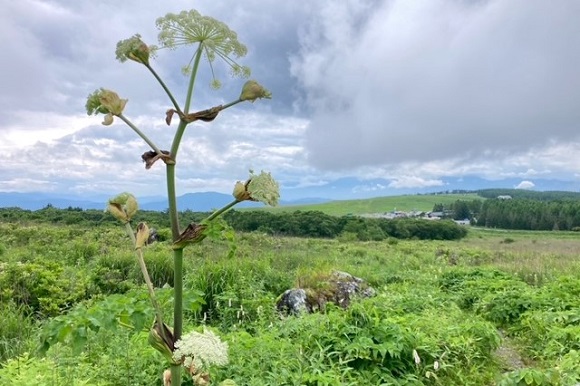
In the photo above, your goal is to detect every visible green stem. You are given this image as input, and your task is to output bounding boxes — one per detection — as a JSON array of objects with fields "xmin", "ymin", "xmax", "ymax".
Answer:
[
  {"xmin": 170, "ymin": 364, "xmax": 181, "ymax": 386},
  {"xmin": 172, "ymin": 248, "xmax": 184, "ymax": 338},
  {"xmin": 169, "ymin": 46, "xmax": 204, "ymax": 160},
  {"xmin": 123, "ymin": 223, "xmax": 166, "ymax": 330},
  {"xmin": 166, "ymin": 42, "xmax": 204, "ymax": 386},
  {"xmin": 171, "ymin": 247, "xmax": 184, "ymax": 386},
  {"xmin": 145, "ymin": 63, "xmax": 182, "ymax": 114},
  {"xmin": 166, "ymin": 163, "xmax": 180, "ymax": 240},
  {"xmin": 221, "ymin": 98, "xmax": 243, "ymax": 110},
  {"xmin": 183, "ymin": 45, "xmax": 204, "ymax": 115},
  {"xmin": 117, "ymin": 114, "xmax": 163, "ymax": 154},
  {"xmin": 166, "ymin": 158, "xmax": 182, "ymax": 386},
  {"xmin": 206, "ymin": 199, "xmax": 240, "ymax": 222}
]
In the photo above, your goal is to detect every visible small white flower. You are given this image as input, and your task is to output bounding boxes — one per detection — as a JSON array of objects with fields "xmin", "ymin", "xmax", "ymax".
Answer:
[{"xmin": 412, "ymin": 349, "xmax": 421, "ymax": 365}]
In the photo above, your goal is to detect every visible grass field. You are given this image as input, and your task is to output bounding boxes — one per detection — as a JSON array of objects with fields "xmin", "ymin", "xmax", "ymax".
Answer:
[
  {"xmin": 1, "ymin": 222, "xmax": 579, "ymax": 385},
  {"xmin": 266, "ymin": 193, "xmax": 483, "ymax": 216}
]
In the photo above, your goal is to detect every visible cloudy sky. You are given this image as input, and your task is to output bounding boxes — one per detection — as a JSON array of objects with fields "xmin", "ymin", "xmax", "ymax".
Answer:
[{"xmin": 1, "ymin": 0, "xmax": 580, "ymax": 200}]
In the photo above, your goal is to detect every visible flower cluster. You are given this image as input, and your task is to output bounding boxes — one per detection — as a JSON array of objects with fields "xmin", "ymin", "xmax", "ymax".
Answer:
[
  {"xmin": 155, "ymin": 10, "xmax": 250, "ymax": 84},
  {"xmin": 233, "ymin": 170, "xmax": 280, "ymax": 206},
  {"xmin": 172, "ymin": 328, "xmax": 229, "ymax": 371},
  {"xmin": 115, "ymin": 34, "xmax": 157, "ymax": 65}
]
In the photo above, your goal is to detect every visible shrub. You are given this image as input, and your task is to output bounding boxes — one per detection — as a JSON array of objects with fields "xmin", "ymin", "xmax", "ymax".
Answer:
[{"xmin": 0, "ymin": 261, "xmax": 89, "ymax": 316}]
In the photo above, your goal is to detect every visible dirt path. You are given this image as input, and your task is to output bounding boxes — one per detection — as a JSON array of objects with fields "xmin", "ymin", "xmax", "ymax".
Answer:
[{"xmin": 494, "ymin": 329, "xmax": 526, "ymax": 371}]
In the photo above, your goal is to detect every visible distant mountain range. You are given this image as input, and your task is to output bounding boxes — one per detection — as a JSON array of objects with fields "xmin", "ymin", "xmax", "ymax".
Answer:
[
  {"xmin": 0, "ymin": 191, "xmax": 330, "ymax": 211},
  {"xmin": 1, "ymin": 176, "xmax": 579, "ymax": 211}
]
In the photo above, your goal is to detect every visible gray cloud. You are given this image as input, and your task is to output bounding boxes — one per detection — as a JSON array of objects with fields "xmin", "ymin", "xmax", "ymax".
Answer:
[
  {"xmin": 292, "ymin": 0, "xmax": 580, "ymax": 170},
  {"xmin": 3, "ymin": 0, "xmax": 580, "ymax": 198}
]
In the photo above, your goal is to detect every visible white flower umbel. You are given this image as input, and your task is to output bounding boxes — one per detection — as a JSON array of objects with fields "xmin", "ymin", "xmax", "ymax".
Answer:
[{"xmin": 172, "ymin": 328, "xmax": 229, "ymax": 371}]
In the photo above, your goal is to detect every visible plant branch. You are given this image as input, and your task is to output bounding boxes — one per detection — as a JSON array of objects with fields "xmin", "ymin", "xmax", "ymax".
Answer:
[
  {"xmin": 221, "ymin": 98, "xmax": 243, "ymax": 110},
  {"xmin": 183, "ymin": 44, "xmax": 204, "ymax": 115},
  {"xmin": 206, "ymin": 199, "xmax": 241, "ymax": 222},
  {"xmin": 145, "ymin": 63, "xmax": 182, "ymax": 114},
  {"xmin": 117, "ymin": 114, "xmax": 163, "ymax": 154}
]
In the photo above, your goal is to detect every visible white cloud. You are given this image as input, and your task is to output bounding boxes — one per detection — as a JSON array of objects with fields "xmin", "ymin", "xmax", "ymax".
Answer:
[
  {"xmin": 0, "ymin": 178, "xmax": 58, "ymax": 193},
  {"xmin": 352, "ymin": 183, "xmax": 387, "ymax": 193},
  {"xmin": 388, "ymin": 176, "xmax": 445, "ymax": 189},
  {"xmin": 515, "ymin": 180, "xmax": 535, "ymax": 190}
]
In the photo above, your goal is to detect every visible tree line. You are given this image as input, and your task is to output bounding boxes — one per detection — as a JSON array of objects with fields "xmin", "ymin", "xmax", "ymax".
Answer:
[
  {"xmin": 476, "ymin": 199, "xmax": 580, "ymax": 231},
  {"xmin": 433, "ymin": 196, "xmax": 580, "ymax": 231},
  {"xmin": 0, "ymin": 206, "xmax": 468, "ymax": 241}
]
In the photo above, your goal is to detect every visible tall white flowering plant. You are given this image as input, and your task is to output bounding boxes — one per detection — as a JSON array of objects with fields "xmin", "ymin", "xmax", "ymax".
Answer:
[{"xmin": 85, "ymin": 10, "xmax": 278, "ymax": 386}]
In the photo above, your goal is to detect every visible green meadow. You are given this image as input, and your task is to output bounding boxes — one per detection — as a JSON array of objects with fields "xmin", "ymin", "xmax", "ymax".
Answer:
[{"xmin": 1, "ymin": 216, "xmax": 579, "ymax": 385}]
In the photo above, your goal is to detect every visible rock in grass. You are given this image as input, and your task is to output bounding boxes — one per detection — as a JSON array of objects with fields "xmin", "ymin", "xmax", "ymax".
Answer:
[{"xmin": 276, "ymin": 271, "xmax": 376, "ymax": 315}]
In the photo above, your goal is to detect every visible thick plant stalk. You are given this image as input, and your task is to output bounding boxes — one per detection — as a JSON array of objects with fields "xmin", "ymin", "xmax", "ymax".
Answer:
[
  {"xmin": 167, "ymin": 45, "xmax": 204, "ymax": 386},
  {"xmin": 166, "ymin": 162, "xmax": 183, "ymax": 385}
]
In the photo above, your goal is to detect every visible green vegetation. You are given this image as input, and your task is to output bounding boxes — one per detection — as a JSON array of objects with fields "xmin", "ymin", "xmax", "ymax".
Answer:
[
  {"xmin": 0, "ymin": 207, "xmax": 469, "ymax": 241},
  {"xmin": 477, "ymin": 189, "xmax": 580, "ymax": 201},
  {"xmin": 1, "ymin": 220, "xmax": 580, "ymax": 385},
  {"xmin": 478, "ymin": 198, "xmax": 580, "ymax": 231}
]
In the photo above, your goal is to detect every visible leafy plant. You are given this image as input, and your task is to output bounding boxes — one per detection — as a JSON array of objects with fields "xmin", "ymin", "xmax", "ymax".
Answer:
[{"xmin": 82, "ymin": 9, "xmax": 278, "ymax": 385}]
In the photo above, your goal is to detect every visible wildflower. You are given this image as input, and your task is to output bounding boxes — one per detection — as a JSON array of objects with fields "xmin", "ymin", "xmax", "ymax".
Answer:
[
  {"xmin": 233, "ymin": 170, "xmax": 279, "ymax": 206},
  {"xmin": 412, "ymin": 349, "xmax": 421, "ymax": 365},
  {"xmin": 155, "ymin": 10, "xmax": 250, "ymax": 85},
  {"xmin": 172, "ymin": 328, "xmax": 229, "ymax": 371},
  {"xmin": 106, "ymin": 192, "xmax": 138, "ymax": 223},
  {"xmin": 85, "ymin": 88, "xmax": 128, "ymax": 126},
  {"xmin": 239, "ymin": 80, "xmax": 272, "ymax": 102},
  {"xmin": 115, "ymin": 34, "xmax": 156, "ymax": 65}
]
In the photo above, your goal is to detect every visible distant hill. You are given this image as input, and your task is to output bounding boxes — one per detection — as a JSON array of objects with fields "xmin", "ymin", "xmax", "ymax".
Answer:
[
  {"xmin": 262, "ymin": 193, "xmax": 483, "ymax": 216},
  {"xmin": 2, "ymin": 188, "xmax": 579, "ymax": 215}
]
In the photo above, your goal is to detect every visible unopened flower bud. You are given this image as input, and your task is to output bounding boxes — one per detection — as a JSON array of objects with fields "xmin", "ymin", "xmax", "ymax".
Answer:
[
  {"xmin": 86, "ymin": 88, "xmax": 128, "ymax": 126},
  {"xmin": 148, "ymin": 320, "xmax": 177, "ymax": 364},
  {"xmin": 239, "ymin": 80, "xmax": 272, "ymax": 102},
  {"xmin": 193, "ymin": 372, "xmax": 210, "ymax": 386},
  {"xmin": 232, "ymin": 181, "xmax": 252, "ymax": 201},
  {"xmin": 106, "ymin": 192, "xmax": 139, "ymax": 223},
  {"xmin": 102, "ymin": 113, "xmax": 114, "ymax": 126},
  {"xmin": 99, "ymin": 89, "xmax": 127, "ymax": 116},
  {"xmin": 163, "ymin": 370, "xmax": 171, "ymax": 386},
  {"xmin": 135, "ymin": 222, "xmax": 150, "ymax": 249}
]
